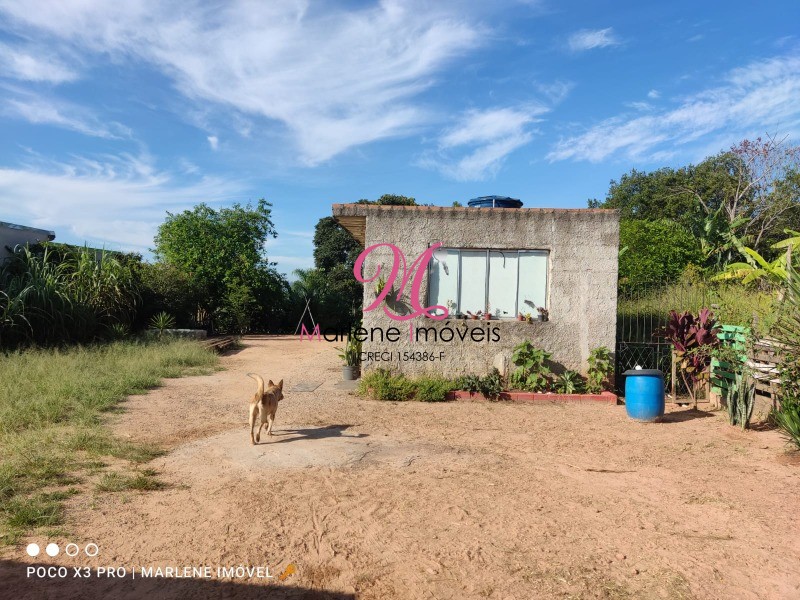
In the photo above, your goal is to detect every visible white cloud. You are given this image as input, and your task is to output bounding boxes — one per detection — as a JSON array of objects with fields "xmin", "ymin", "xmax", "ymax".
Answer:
[
  {"xmin": 0, "ymin": 153, "xmax": 244, "ymax": 252},
  {"xmin": 547, "ymin": 52, "xmax": 800, "ymax": 163},
  {"xmin": 647, "ymin": 89, "xmax": 660, "ymax": 99},
  {"xmin": 0, "ymin": 0, "xmax": 484, "ymax": 164},
  {"xmin": 1, "ymin": 89, "xmax": 130, "ymax": 138},
  {"xmin": 207, "ymin": 135, "xmax": 218, "ymax": 150},
  {"xmin": 421, "ymin": 105, "xmax": 547, "ymax": 180},
  {"xmin": 0, "ymin": 42, "xmax": 78, "ymax": 83},
  {"xmin": 567, "ymin": 28, "xmax": 619, "ymax": 52}
]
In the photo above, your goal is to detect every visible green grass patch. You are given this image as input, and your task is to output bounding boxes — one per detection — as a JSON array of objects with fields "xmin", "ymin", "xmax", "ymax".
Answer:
[
  {"xmin": 0, "ymin": 339, "xmax": 218, "ymax": 545},
  {"xmin": 96, "ymin": 470, "xmax": 165, "ymax": 492}
]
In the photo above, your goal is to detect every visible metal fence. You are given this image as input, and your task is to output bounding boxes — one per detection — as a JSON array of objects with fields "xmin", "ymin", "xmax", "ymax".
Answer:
[{"xmin": 615, "ymin": 282, "xmax": 716, "ymax": 397}]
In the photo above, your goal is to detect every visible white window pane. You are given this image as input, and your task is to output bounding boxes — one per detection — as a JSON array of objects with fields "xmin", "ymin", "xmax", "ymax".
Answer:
[
  {"xmin": 459, "ymin": 251, "xmax": 487, "ymax": 314},
  {"xmin": 488, "ymin": 251, "xmax": 518, "ymax": 318},
  {"xmin": 517, "ymin": 251, "xmax": 548, "ymax": 314},
  {"xmin": 428, "ymin": 248, "xmax": 459, "ymax": 316}
]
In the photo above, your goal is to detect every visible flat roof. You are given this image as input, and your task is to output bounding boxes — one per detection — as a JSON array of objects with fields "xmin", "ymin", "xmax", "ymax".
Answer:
[
  {"xmin": 0, "ymin": 221, "xmax": 56, "ymax": 240},
  {"xmin": 331, "ymin": 203, "xmax": 617, "ymax": 245}
]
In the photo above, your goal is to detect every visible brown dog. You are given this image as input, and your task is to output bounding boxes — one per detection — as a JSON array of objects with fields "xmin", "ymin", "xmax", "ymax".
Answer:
[{"xmin": 247, "ymin": 373, "xmax": 284, "ymax": 445}]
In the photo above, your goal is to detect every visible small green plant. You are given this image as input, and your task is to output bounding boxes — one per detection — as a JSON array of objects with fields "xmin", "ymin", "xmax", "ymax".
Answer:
[
  {"xmin": 414, "ymin": 376, "xmax": 457, "ymax": 402},
  {"xmin": 106, "ymin": 322, "xmax": 129, "ymax": 340},
  {"xmin": 455, "ymin": 369, "xmax": 504, "ymax": 399},
  {"xmin": 336, "ymin": 333, "xmax": 362, "ymax": 367},
  {"xmin": 586, "ymin": 346, "xmax": 613, "ymax": 393},
  {"xmin": 358, "ymin": 369, "xmax": 415, "ymax": 401},
  {"xmin": 772, "ymin": 396, "xmax": 800, "ymax": 449},
  {"xmin": 510, "ymin": 341, "xmax": 551, "ymax": 391},
  {"xmin": 726, "ymin": 371, "xmax": 756, "ymax": 429},
  {"xmin": 150, "ymin": 311, "xmax": 176, "ymax": 334},
  {"xmin": 554, "ymin": 370, "xmax": 584, "ymax": 394},
  {"xmin": 477, "ymin": 368, "xmax": 504, "ymax": 399}
]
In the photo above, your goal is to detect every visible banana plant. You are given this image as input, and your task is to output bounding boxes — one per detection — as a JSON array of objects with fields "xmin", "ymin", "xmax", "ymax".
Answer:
[{"xmin": 713, "ymin": 229, "xmax": 800, "ymax": 285}]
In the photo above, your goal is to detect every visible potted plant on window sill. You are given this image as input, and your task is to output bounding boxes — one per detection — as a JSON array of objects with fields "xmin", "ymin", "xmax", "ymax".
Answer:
[
  {"xmin": 483, "ymin": 303, "xmax": 492, "ymax": 320},
  {"xmin": 337, "ymin": 334, "xmax": 362, "ymax": 381},
  {"xmin": 537, "ymin": 307, "xmax": 549, "ymax": 322},
  {"xmin": 517, "ymin": 313, "xmax": 525, "ymax": 321}
]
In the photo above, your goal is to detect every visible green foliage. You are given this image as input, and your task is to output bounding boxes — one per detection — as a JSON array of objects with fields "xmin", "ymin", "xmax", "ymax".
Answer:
[
  {"xmin": 0, "ymin": 245, "xmax": 140, "ymax": 347},
  {"xmin": 772, "ymin": 265, "xmax": 800, "ymax": 448},
  {"xmin": 586, "ymin": 346, "xmax": 614, "ymax": 393},
  {"xmin": 510, "ymin": 341, "xmax": 551, "ymax": 392},
  {"xmin": 554, "ymin": 370, "xmax": 585, "ymax": 394},
  {"xmin": 589, "ymin": 166, "xmax": 703, "ymax": 226},
  {"xmin": 336, "ymin": 333, "xmax": 362, "ymax": 367},
  {"xmin": 0, "ymin": 340, "xmax": 217, "ymax": 543},
  {"xmin": 726, "ymin": 371, "xmax": 756, "ymax": 429},
  {"xmin": 358, "ymin": 370, "xmax": 459, "ymax": 402},
  {"xmin": 153, "ymin": 199, "xmax": 288, "ymax": 333},
  {"xmin": 714, "ymin": 229, "xmax": 800, "ymax": 285},
  {"xmin": 619, "ymin": 219, "xmax": 702, "ymax": 288},
  {"xmin": 149, "ymin": 311, "xmax": 176, "ymax": 333},
  {"xmin": 357, "ymin": 194, "xmax": 417, "ymax": 206},
  {"xmin": 772, "ymin": 398, "xmax": 800, "ymax": 449},
  {"xmin": 413, "ymin": 376, "xmax": 458, "ymax": 402},
  {"xmin": 358, "ymin": 369, "xmax": 416, "ymax": 402},
  {"xmin": 304, "ymin": 198, "xmax": 417, "ymax": 333},
  {"xmin": 617, "ymin": 278, "xmax": 777, "ymax": 336}
]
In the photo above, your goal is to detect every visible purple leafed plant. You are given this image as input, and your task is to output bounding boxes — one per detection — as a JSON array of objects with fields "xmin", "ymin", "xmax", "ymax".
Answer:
[{"xmin": 660, "ymin": 308, "xmax": 721, "ymax": 406}]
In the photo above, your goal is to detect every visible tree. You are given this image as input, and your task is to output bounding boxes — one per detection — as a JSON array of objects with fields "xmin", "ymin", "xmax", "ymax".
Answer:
[
  {"xmin": 682, "ymin": 136, "xmax": 800, "ymax": 255},
  {"xmin": 618, "ymin": 219, "xmax": 703, "ymax": 288},
  {"xmin": 301, "ymin": 194, "xmax": 419, "ymax": 331},
  {"xmin": 153, "ymin": 199, "xmax": 287, "ymax": 332}
]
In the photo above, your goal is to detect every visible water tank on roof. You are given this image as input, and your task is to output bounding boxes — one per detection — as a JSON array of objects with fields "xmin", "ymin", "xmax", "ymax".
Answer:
[{"xmin": 467, "ymin": 196, "xmax": 523, "ymax": 208}]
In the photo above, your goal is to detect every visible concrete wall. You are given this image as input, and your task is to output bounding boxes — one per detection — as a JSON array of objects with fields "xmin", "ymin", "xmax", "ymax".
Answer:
[
  {"xmin": 335, "ymin": 205, "xmax": 620, "ymax": 378},
  {"xmin": 0, "ymin": 223, "xmax": 55, "ymax": 262}
]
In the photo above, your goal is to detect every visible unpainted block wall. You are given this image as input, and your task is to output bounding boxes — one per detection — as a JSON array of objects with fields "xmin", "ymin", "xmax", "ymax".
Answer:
[{"xmin": 336, "ymin": 205, "xmax": 619, "ymax": 377}]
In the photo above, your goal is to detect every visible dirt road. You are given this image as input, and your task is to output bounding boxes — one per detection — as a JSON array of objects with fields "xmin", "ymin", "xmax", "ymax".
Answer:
[{"xmin": 3, "ymin": 336, "xmax": 799, "ymax": 599}]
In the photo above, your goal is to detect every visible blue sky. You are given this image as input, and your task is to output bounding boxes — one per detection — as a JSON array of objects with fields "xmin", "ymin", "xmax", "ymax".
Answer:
[{"xmin": 0, "ymin": 0, "xmax": 799, "ymax": 277}]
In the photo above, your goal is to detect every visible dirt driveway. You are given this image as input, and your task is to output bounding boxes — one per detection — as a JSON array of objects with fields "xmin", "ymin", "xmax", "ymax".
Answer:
[{"xmin": 3, "ymin": 336, "xmax": 799, "ymax": 599}]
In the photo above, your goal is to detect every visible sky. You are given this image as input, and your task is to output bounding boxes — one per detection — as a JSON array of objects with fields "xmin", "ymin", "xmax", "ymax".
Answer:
[{"xmin": 0, "ymin": 0, "xmax": 799, "ymax": 278}]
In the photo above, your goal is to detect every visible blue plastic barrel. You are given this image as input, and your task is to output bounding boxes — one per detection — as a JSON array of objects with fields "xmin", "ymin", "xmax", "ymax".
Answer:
[{"xmin": 623, "ymin": 369, "xmax": 665, "ymax": 422}]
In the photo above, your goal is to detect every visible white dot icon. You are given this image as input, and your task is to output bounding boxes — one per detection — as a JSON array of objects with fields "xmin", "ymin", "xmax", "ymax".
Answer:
[
  {"xmin": 46, "ymin": 543, "xmax": 59, "ymax": 557},
  {"xmin": 26, "ymin": 543, "xmax": 40, "ymax": 557}
]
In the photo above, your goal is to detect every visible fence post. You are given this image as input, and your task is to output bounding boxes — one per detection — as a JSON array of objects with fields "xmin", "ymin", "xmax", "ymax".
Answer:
[{"xmin": 671, "ymin": 348, "xmax": 677, "ymax": 400}]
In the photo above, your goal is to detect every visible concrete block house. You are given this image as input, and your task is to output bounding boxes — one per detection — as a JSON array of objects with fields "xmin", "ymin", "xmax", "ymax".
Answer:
[{"xmin": 332, "ymin": 200, "xmax": 619, "ymax": 377}]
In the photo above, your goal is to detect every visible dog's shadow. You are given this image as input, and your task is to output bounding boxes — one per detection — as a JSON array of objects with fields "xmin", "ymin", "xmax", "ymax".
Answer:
[{"xmin": 258, "ymin": 424, "xmax": 367, "ymax": 445}]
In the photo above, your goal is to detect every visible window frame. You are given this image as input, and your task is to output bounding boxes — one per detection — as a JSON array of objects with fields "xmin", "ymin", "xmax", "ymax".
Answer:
[{"xmin": 427, "ymin": 247, "xmax": 549, "ymax": 319}]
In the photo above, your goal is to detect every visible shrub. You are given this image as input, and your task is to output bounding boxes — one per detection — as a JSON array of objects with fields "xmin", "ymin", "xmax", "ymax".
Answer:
[
  {"xmin": 358, "ymin": 369, "xmax": 415, "ymax": 402},
  {"xmin": 413, "ymin": 377, "xmax": 457, "ymax": 402},
  {"xmin": 660, "ymin": 309, "xmax": 720, "ymax": 406},
  {"xmin": 586, "ymin": 346, "xmax": 614, "ymax": 393},
  {"xmin": 510, "ymin": 341, "xmax": 551, "ymax": 391},
  {"xmin": 455, "ymin": 369, "xmax": 504, "ymax": 400}
]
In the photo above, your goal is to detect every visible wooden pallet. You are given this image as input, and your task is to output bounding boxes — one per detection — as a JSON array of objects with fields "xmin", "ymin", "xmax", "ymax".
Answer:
[{"xmin": 202, "ymin": 336, "xmax": 238, "ymax": 353}]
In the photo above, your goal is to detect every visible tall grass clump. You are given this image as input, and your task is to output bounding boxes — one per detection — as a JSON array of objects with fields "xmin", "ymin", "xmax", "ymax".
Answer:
[
  {"xmin": 0, "ymin": 245, "xmax": 139, "ymax": 348},
  {"xmin": 0, "ymin": 339, "xmax": 218, "ymax": 544}
]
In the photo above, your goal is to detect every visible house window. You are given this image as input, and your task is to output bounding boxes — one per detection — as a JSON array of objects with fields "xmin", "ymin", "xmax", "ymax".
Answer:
[{"xmin": 428, "ymin": 248, "xmax": 548, "ymax": 318}]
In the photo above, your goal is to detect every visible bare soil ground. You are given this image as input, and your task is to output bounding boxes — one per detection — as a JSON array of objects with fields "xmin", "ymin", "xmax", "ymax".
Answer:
[{"xmin": 3, "ymin": 336, "xmax": 799, "ymax": 599}]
